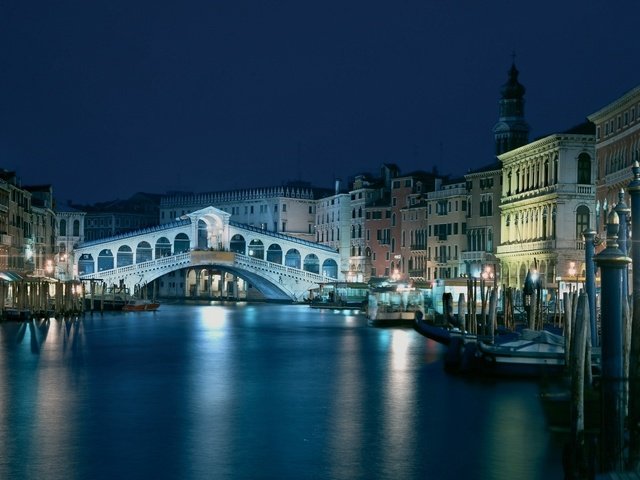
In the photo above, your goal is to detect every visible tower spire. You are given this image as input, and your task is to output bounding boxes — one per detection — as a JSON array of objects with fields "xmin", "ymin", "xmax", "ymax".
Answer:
[{"xmin": 492, "ymin": 56, "xmax": 530, "ymax": 156}]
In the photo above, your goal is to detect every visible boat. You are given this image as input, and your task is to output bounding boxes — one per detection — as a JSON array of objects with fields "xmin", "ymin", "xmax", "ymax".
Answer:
[
  {"xmin": 308, "ymin": 281, "xmax": 368, "ymax": 311},
  {"xmin": 475, "ymin": 329, "xmax": 567, "ymax": 377},
  {"xmin": 122, "ymin": 299, "xmax": 160, "ymax": 311},
  {"xmin": 367, "ymin": 285, "xmax": 424, "ymax": 327},
  {"xmin": 412, "ymin": 315, "xmax": 470, "ymax": 346},
  {"xmin": 413, "ymin": 314, "xmax": 572, "ymax": 377},
  {"xmin": 84, "ymin": 285, "xmax": 131, "ymax": 311}
]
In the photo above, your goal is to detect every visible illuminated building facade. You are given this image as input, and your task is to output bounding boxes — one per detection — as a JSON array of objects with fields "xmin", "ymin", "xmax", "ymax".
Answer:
[
  {"xmin": 425, "ymin": 179, "xmax": 467, "ymax": 281},
  {"xmin": 588, "ymin": 84, "xmax": 640, "ymax": 239},
  {"xmin": 315, "ymin": 181, "xmax": 351, "ymax": 275},
  {"xmin": 346, "ymin": 174, "xmax": 380, "ymax": 282},
  {"xmin": 463, "ymin": 163, "xmax": 502, "ymax": 282},
  {"xmin": 160, "ymin": 183, "xmax": 330, "ymax": 242},
  {"xmin": 496, "ymin": 124, "xmax": 596, "ymax": 290},
  {"xmin": 25, "ymin": 185, "xmax": 57, "ymax": 278},
  {"xmin": 0, "ymin": 170, "xmax": 32, "ymax": 274},
  {"xmin": 400, "ymin": 189, "xmax": 428, "ymax": 282},
  {"xmin": 56, "ymin": 204, "xmax": 86, "ymax": 280}
]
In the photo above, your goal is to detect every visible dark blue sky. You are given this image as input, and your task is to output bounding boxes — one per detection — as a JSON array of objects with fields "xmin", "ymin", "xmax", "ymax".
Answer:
[{"xmin": 1, "ymin": 1, "xmax": 638, "ymax": 204}]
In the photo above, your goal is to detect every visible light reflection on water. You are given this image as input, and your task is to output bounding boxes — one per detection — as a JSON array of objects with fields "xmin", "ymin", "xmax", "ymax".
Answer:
[{"xmin": 0, "ymin": 304, "xmax": 563, "ymax": 480}]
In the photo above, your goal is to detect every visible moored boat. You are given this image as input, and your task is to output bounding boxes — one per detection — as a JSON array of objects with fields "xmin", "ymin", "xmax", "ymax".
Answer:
[
  {"xmin": 476, "ymin": 329, "xmax": 566, "ymax": 377},
  {"xmin": 308, "ymin": 282, "xmax": 368, "ymax": 312},
  {"xmin": 413, "ymin": 314, "xmax": 577, "ymax": 377},
  {"xmin": 122, "ymin": 299, "xmax": 160, "ymax": 311},
  {"xmin": 367, "ymin": 285, "xmax": 424, "ymax": 327}
]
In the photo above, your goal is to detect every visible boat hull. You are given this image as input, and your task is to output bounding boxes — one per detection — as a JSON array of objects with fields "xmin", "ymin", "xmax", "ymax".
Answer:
[
  {"xmin": 369, "ymin": 311, "xmax": 417, "ymax": 327},
  {"xmin": 122, "ymin": 301, "xmax": 160, "ymax": 311}
]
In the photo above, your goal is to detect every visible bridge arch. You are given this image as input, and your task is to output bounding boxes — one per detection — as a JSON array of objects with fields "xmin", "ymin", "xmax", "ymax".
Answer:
[
  {"xmin": 267, "ymin": 244, "xmax": 283, "ymax": 264},
  {"xmin": 285, "ymin": 249, "xmax": 301, "ymax": 269},
  {"xmin": 136, "ymin": 241, "xmax": 152, "ymax": 263},
  {"xmin": 304, "ymin": 253, "xmax": 319, "ymax": 274},
  {"xmin": 156, "ymin": 237, "xmax": 171, "ymax": 257},
  {"xmin": 230, "ymin": 234, "xmax": 246, "ymax": 254},
  {"xmin": 197, "ymin": 220, "xmax": 208, "ymax": 249},
  {"xmin": 98, "ymin": 249, "xmax": 114, "ymax": 271},
  {"xmin": 117, "ymin": 245, "xmax": 133, "ymax": 268},
  {"xmin": 174, "ymin": 233, "xmax": 190, "ymax": 253},
  {"xmin": 322, "ymin": 258, "xmax": 338, "ymax": 278},
  {"xmin": 248, "ymin": 239, "xmax": 264, "ymax": 260},
  {"xmin": 79, "ymin": 253, "xmax": 94, "ymax": 275}
]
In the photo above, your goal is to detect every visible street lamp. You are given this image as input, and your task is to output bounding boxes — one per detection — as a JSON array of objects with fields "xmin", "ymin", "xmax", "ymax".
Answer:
[
  {"xmin": 481, "ymin": 265, "xmax": 495, "ymax": 284},
  {"xmin": 391, "ymin": 268, "xmax": 400, "ymax": 282},
  {"xmin": 568, "ymin": 261, "xmax": 578, "ymax": 292}
]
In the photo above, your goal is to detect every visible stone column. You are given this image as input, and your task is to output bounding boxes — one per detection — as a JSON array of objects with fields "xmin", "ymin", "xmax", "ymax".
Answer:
[{"xmin": 594, "ymin": 210, "xmax": 631, "ymax": 472}]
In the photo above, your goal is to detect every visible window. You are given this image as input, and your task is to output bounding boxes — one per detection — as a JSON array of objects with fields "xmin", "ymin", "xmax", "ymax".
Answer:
[
  {"xmin": 282, "ymin": 204, "xmax": 286, "ymax": 212},
  {"xmin": 577, "ymin": 153, "xmax": 591, "ymax": 183},
  {"xmin": 576, "ymin": 206, "xmax": 590, "ymax": 239}
]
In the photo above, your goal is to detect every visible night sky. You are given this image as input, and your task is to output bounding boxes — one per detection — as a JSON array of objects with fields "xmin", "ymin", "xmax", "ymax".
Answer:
[{"xmin": 1, "ymin": 1, "xmax": 638, "ymax": 204}]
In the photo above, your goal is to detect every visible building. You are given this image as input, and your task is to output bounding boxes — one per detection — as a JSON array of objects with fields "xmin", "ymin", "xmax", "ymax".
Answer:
[
  {"xmin": 425, "ymin": 179, "xmax": 468, "ymax": 281},
  {"xmin": 77, "ymin": 192, "xmax": 161, "ymax": 242},
  {"xmin": 0, "ymin": 170, "xmax": 32, "ymax": 274},
  {"xmin": 400, "ymin": 190, "xmax": 428, "ymax": 282},
  {"xmin": 347, "ymin": 174, "xmax": 382, "ymax": 282},
  {"xmin": 496, "ymin": 123, "xmax": 596, "ymax": 291},
  {"xmin": 463, "ymin": 163, "xmax": 502, "ymax": 282},
  {"xmin": 24, "ymin": 184, "xmax": 57, "ymax": 277},
  {"xmin": 160, "ymin": 182, "xmax": 332, "ymax": 242},
  {"xmin": 588, "ymin": 84, "xmax": 640, "ymax": 238},
  {"xmin": 493, "ymin": 61, "xmax": 530, "ymax": 156},
  {"xmin": 315, "ymin": 180, "xmax": 351, "ymax": 275},
  {"xmin": 55, "ymin": 203, "xmax": 86, "ymax": 280},
  {"xmin": 393, "ymin": 171, "xmax": 443, "ymax": 282}
]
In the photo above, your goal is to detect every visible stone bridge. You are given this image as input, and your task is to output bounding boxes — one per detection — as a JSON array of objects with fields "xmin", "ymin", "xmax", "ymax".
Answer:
[{"xmin": 73, "ymin": 207, "xmax": 341, "ymax": 301}]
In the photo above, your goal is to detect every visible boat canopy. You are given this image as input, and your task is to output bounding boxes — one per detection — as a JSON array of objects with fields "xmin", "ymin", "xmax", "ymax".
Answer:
[{"xmin": 0, "ymin": 272, "xmax": 23, "ymax": 282}]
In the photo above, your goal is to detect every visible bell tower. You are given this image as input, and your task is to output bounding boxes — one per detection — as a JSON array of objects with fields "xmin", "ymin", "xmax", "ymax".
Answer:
[{"xmin": 493, "ymin": 59, "xmax": 530, "ymax": 155}]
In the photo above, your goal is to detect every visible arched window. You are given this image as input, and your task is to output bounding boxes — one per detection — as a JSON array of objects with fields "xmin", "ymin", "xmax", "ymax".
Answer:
[
  {"xmin": 577, "ymin": 153, "xmax": 591, "ymax": 184},
  {"xmin": 576, "ymin": 206, "xmax": 590, "ymax": 238},
  {"xmin": 73, "ymin": 219, "xmax": 80, "ymax": 236},
  {"xmin": 59, "ymin": 219, "xmax": 67, "ymax": 236}
]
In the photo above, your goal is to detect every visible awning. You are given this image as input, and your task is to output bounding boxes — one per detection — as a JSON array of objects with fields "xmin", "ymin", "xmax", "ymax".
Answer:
[{"xmin": 0, "ymin": 272, "xmax": 23, "ymax": 282}]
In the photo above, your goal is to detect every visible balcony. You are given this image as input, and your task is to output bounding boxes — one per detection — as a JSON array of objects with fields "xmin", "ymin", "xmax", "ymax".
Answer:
[
  {"xmin": 0, "ymin": 234, "xmax": 10, "ymax": 246},
  {"xmin": 497, "ymin": 239, "xmax": 555, "ymax": 255},
  {"xmin": 410, "ymin": 243, "xmax": 426, "ymax": 251},
  {"xmin": 461, "ymin": 251, "xmax": 490, "ymax": 262}
]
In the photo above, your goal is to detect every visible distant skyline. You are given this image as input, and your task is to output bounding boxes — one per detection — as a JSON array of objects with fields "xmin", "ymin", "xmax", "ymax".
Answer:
[{"xmin": 1, "ymin": 1, "xmax": 638, "ymax": 204}]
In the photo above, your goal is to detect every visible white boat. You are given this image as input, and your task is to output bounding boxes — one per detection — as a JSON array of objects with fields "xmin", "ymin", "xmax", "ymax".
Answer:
[
  {"xmin": 367, "ymin": 286, "xmax": 423, "ymax": 327},
  {"xmin": 476, "ymin": 329, "xmax": 567, "ymax": 377}
]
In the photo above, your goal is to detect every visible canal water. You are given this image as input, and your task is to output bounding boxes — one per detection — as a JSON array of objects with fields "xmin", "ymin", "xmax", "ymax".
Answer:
[{"xmin": 0, "ymin": 303, "xmax": 564, "ymax": 480}]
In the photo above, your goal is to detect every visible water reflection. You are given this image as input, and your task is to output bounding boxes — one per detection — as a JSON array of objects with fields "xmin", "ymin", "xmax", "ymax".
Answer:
[
  {"xmin": 328, "ymin": 332, "xmax": 365, "ymax": 479},
  {"xmin": 0, "ymin": 306, "xmax": 563, "ymax": 480}
]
